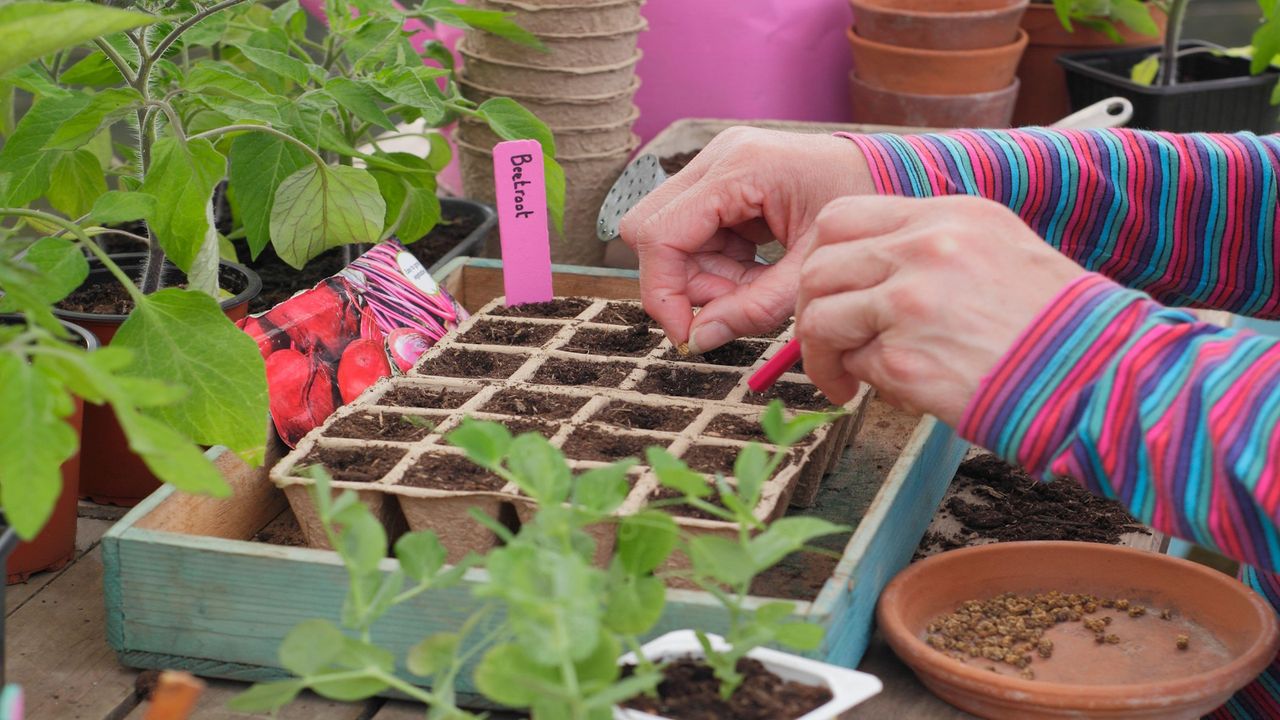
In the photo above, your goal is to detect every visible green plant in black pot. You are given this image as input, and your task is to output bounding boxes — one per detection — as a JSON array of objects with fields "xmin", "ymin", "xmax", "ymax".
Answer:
[{"xmin": 1048, "ymin": 0, "xmax": 1162, "ymax": 40}]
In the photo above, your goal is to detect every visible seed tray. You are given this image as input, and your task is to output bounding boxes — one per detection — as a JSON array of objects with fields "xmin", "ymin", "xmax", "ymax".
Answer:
[{"xmin": 270, "ymin": 297, "xmax": 868, "ymax": 562}]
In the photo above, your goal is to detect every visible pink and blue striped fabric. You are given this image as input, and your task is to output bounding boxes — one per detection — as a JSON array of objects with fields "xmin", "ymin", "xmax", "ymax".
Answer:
[{"xmin": 846, "ymin": 129, "xmax": 1280, "ymax": 716}]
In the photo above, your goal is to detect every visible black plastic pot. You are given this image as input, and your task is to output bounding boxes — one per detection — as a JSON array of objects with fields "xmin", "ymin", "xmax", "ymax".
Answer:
[
  {"xmin": 1059, "ymin": 41, "xmax": 1280, "ymax": 133},
  {"xmin": 417, "ymin": 197, "xmax": 498, "ymax": 274}
]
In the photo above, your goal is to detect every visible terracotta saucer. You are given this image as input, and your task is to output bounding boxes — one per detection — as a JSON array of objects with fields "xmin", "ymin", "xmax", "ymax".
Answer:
[{"xmin": 877, "ymin": 541, "xmax": 1279, "ymax": 719}]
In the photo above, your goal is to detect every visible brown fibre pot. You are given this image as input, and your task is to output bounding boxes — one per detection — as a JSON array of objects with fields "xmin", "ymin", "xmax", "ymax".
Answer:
[
  {"xmin": 457, "ymin": 105, "xmax": 639, "ymax": 155},
  {"xmin": 877, "ymin": 541, "xmax": 1280, "ymax": 719},
  {"xmin": 53, "ymin": 254, "xmax": 262, "ymax": 506},
  {"xmin": 848, "ymin": 26, "xmax": 1028, "ymax": 95},
  {"xmin": 3, "ymin": 320, "xmax": 97, "ymax": 584},
  {"xmin": 463, "ymin": 19, "xmax": 647, "ymax": 69},
  {"xmin": 850, "ymin": 0, "xmax": 1029, "ymax": 51},
  {"xmin": 458, "ymin": 39, "xmax": 641, "ymax": 96},
  {"xmin": 458, "ymin": 76, "xmax": 640, "ymax": 127},
  {"xmin": 470, "ymin": 0, "xmax": 644, "ymax": 35},
  {"xmin": 851, "ymin": 72, "xmax": 1019, "ymax": 127},
  {"xmin": 1014, "ymin": 3, "xmax": 1165, "ymax": 125}
]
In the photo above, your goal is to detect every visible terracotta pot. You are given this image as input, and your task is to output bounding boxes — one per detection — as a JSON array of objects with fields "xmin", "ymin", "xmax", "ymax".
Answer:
[
  {"xmin": 850, "ymin": 0, "xmax": 1029, "ymax": 51},
  {"xmin": 878, "ymin": 541, "xmax": 1280, "ymax": 719},
  {"xmin": 850, "ymin": 73, "xmax": 1019, "ymax": 127},
  {"xmin": 3, "ymin": 320, "xmax": 96, "ymax": 584},
  {"xmin": 54, "ymin": 255, "xmax": 262, "ymax": 506},
  {"xmin": 848, "ymin": 26, "xmax": 1028, "ymax": 95},
  {"xmin": 1014, "ymin": 3, "xmax": 1166, "ymax": 125},
  {"xmin": 459, "ymin": 75, "xmax": 640, "ymax": 127}
]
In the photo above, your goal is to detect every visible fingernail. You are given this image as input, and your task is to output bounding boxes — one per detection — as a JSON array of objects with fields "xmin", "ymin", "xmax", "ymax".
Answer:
[{"xmin": 689, "ymin": 321, "xmax": 734, "ymax": 355}]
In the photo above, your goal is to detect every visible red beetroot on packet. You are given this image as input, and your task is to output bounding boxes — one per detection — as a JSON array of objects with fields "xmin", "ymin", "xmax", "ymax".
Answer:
[
  {"xmin": 264, "ymin": 280, "xmax": 359, "ymax": 361},
  {"xmin": 386, "ymin": 327, "xmax": 432, "ymax": 372},
  {"xmin": 267, "ymin": 349, "xmax": 338, "ymax": 445},
  {"xmin": 337, "ymin": 338, "xmax": 392, "ymax": 404},
  {"xmin": 237, "ymin": 315, "xmax": 290, "ymax": 360}
]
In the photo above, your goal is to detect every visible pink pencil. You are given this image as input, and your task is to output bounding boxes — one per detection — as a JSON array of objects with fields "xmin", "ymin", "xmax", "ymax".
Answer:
[{"xmin": 748, "ymin": 338, "xmax": 801, "ymax": 393}]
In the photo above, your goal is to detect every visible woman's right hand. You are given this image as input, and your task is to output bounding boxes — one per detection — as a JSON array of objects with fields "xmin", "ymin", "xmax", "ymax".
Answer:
[{"xmin": 618, "ymin": 127, "xmax": 875, "ymax": 353}]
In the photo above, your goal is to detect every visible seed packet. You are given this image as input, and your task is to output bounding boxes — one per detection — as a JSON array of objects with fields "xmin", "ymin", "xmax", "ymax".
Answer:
[{"xmin": 237, "ymin": 240, "xmax": 468, "ymax": 447}]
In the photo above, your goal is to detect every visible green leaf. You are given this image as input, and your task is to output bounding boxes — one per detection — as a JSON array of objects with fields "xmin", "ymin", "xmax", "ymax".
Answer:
[
  {"xmin": 646, "ymin": 447, "xmax": 710, "ymax": 498},
  {"xmin": 310, "ymin": 672, "xmax": 387, "ymax": 702},
  {"xmin": 113, "ymin": 406, "xmax": 229, "ymax": 496},
  {"xmin": 137, "ymin": 137, "xmax": 225, "ymax": 273},
  {"xmin": 688, "ymin": 535, "xmax": 755, "ymax": 585},
  {"xmin": 237, "ymin": 44, "xmax": 313, "ymax": 85},
  {"xmin": 0, "ymin": 237, "xmax": 87, "ymax": 311},
  {"xmin": 605, "ymin": 568, "xmax": 665, "ymax": 635},
  {"xmin": 572, "ymin": 461, "xmax": 634, "ymax": 515},
  {"xmin": 335, "ymin": 505, "xmax": 388, "ymax": 575},
  {"xmin": 45, "ymin": 88, "xmax": 140, "ymax": 150},
  {"xmin": 506, "ymin": 433, "xmax": 570, "ymax": 503},
  {"xmin": 1253, "ymin": 13, "xmax": 1280, "ymax": 76},
  {"xmin": 325, "ymin": 77, "xmax": 395, "ymax": 131},
  {"xmin": 422, "ymin": 4, "xmax": 543, "ymax": 48},
  {"xmin": 755, "ymin": 600, "xmax": 797, "ymax": 626},
  {"xmin": 775, "ymin": 621, "xmax": 825, "ymax": 651},
  {"xmin": 371, "ymin": 66, "xmax": 449, "ymax": 123},
  {"xmin": 227, "ymin": 132, "xmax": 309, "ymax": 259},
  {"xmin": 446, "ymin": 419, "xmax": 511, "ymax": 470},
  {"xmin": 0, "ymin": 93, "xmax": 90, "ymax": 206},
  {"xmin": 474, "ymin": 643, "xmax": 559, "ymax": 707},
  {"xmin": 616, "ymin": 510, "xmax": 678, "ymax": 575},
  {"xmin": 369, "ymin": 155, "xmax": 441, "ymax": 243},
  {"xmin": 1130, "ymin": 54, "xmax": 1160, "ymax": 85},
  {"xmin": 47, "ymin": 149, "xmax": 105, "ymax": 217},
  {"xmin": 58, "ymin": 52, "xmax": 126, "ymax": 87},
  {"xmin": 478, "ymin": 98, "xmax": 556, "ymax": 157},
  {"xmin": 546, "ymin": 155, "xmax": 565, "ymax": 235},
  {"xmin": 279, "ymin": 618, "xmax": 346, "ymax": 676},
  {"xmin": 0, "ymin": 355, "xmax": 77, "ymax": 539},
  {"xmin": 89, "ymin": 191, "xmax": 157, "ymax": 225},
  {"xmin": 394, "ymin": 530, "xmax": 447, "ymax": 582},
  {"xmin": 112, "ymin": 288, "xmax": 269, "ymax": 465},
  {"xmin": 0, "ymin": 2, "xmax": 156, "ymax": 77},
  {"xmin": 407, "ymin": 633, "xmax": 459, "ymax": 677},
  {"xmin": 747, "ymin": 517, "xmax": 847, "ymax": 573},
  {"xmin": 732, "ymin": 443, "xmax": 768, "ymax": 510},
  {"xmin": 227, "ymin": 680, "xmax": 305, "ymax": 713},
  {"xmin": 269, "ymin": 163, "xmax": 385, "ymax": 268},
  {"xmin": 1110, "ymin": 0, "xmax": 1159, "ymax": 37}
]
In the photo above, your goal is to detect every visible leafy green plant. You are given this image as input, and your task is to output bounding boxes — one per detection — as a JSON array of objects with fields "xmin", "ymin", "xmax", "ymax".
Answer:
[
  {"xmin": 1048, "ymin": 0, "xmax": 1162, "ymax": 41},
  {"xmin": 233, "ymin": 401, "xmax": 846, "ymax": 718}
]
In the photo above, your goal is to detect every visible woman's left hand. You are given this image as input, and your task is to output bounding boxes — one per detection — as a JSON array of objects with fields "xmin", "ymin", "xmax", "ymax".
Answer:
[{"xmin": 795, "ymin": 194, "xmax": 1088, "ymax": 426}]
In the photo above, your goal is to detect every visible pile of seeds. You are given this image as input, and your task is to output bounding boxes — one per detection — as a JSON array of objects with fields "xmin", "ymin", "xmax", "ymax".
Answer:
[{"xmin": 925, "ymin": 591, "xmax": 1186, "ymax": 680}]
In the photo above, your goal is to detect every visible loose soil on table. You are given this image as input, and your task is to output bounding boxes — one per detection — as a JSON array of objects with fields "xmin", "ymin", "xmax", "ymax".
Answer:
[
  {"xmin": 459, "ymin": 319, "xmax": 559, "ymax": 347},
  {"xmin": 744, "ymin": 380, "xmax": 829, "ymax": 411},
  {"xmin": 649, "ymin": 484, "xmax": 727, "ymax": 521},
  {"xmin": 561, "ymin": 324, "xmax": 661, "ymax": 356},
  {"xmin": 681, "ymin": 444, "xmax": 739, "ymax": 475},
  {"xmin": 379, "ymin": 385, "xmax": 475, "ymax": 409},
  {"xmin": 420, "ymin": 348, "xmax": 526, "ymax": 379},
  {"xmin": 252, "ymin": 511, "xmax": 307, "ymax": 547},
  {"xmin": 621, "ymin": 657, "xmax": 831, "ymax": 720},
  {"xmin": 664, "ymin": 339, "xmax": 767, "ymax": 367},
  {"xmin": 298, "ymin": 446, "xmax": 405, "ymax": 483},
  {"xmin": 489, "ymin": 297, "xmax": 591, "ymax": 319},
  {"xmin": 594, "ymin": 401, "xmax": 697, "ymax": 432},
  {"xmin": 638, "ymin": 366, "xmax": 739, "ymax": 400},
  {"xmin": 594, "ymin": 302, "xmax": 650, "ymax": 326},
  {"xmin": 532, "ymin": 357, "xmax": 634, "ymax": 387},
  {"xmin": 659, "ymin": 149, "xmax": 701, "ymax": 176},
  {"xmin": 703, "ymin": 414, "xmax": 769, "ymax": 443},
  {"xmin": 480, "ymin": 389, "xmax": 587, "ymax": 419},
  {"xmin": 917, "ymin": 455, "xmax": 1149, "ymax": 556},
  {"xmin": 561, "ymin": 426, "xmax": 664, "ymax": 462},
  {"xmin": 398, "ymin": 452, "xmax": 506, "ymax": 492},
  {"xmin": 324, "ymin": 411, "xmax": 434, "ymax": 442}
]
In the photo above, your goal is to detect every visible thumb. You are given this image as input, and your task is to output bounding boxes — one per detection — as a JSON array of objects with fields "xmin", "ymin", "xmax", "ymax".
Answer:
[{"xmin": 687, "ymin": 251, "xmax": 801, "ymax": 353}]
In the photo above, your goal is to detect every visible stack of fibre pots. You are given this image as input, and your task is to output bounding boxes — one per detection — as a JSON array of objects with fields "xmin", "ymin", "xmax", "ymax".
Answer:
[
  {"xmin": 847, "ymin": 0, "xmax": 1029, "ymax": 127},
  {"xmin": 456, "ymin": 0, "xmax": 644, "ymax": 265}
]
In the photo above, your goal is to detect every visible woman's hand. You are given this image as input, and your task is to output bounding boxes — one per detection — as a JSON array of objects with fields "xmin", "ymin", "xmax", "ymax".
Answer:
[
  {"xmin": 796, "ymin": 194, "xmax": 1088, "ymax": 426},
  {"xmin": 619, "ymin": 127, "xmax": 875, "ymax": 353}
]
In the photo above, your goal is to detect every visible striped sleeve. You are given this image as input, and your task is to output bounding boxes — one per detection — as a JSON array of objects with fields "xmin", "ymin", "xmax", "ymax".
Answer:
[{"xmin": 842, "ymin": 129, "xmax": 1280, "ymax": 318}]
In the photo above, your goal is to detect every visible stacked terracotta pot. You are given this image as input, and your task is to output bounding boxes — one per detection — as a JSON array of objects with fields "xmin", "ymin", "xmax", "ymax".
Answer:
[
  {"xmin": 456, "ymin": 0, "xmax": 645, "ymax": 266},
  {"xmin": 847, "ymin": 0, "xmax": 1030, "ymax": 128}
]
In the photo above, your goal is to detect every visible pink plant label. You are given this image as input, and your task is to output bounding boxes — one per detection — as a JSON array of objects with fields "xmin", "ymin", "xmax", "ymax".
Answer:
[{"xmin": 492, "ymin": 139, "xmax": 553, "ymax": 306}]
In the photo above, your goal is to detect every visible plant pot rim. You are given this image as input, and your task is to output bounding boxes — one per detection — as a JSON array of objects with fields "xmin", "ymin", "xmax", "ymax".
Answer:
[
  {"xmin": 876, "ymin": 541, "xmax": 1280, "ymax": 710},
  {"xmin": 1, "ymin": 315, "xmax": 102, "ymax": 351},
  {"xmin": 52, "ymin": 252, "xmax": 263, "ymax": 324},
  {"xmin": 477, "ymin": 0, "xmax": 643, "ymax": 10},
  {"xmin": 1058, "ymin": 40, "xmax": 1280, "ymax": 97},
  {"xmin": 461, "ymin": 105, "xmax": 639, "ymax": 133},
  {"xmin": 849, "ymin": 0, "xmax": 1028, "ymax": 21},
  {"xmin": 850, "ymin": 70, "xmax": 1021, "ymax": 99},
  {"xmin": 492, "ymin": 17, "xmax": 647, "ymax": 39},
  {"xmin": 455, "ymin": 133, "xmax": 639, "ymax": 161},
  {"xmin": 847, "ymin": 24, "xmax": 1029, "ymax": 58},
  {"xmin": 614, "ymin": 630, "xmax": 882, "ymax": 720},
  {"xmin": 459, "ymin": 74, "xmax": 642, "ymax": 103},
  {"xmin": 458, "ymin": 38, "xmax": 643, "ymax": 74}
]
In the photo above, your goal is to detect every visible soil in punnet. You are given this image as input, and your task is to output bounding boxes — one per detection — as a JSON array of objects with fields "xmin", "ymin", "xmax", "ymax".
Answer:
[
  {"xmin": 379, "ymin": 385, "xmax": 475, "ymax": 409},
  {"xmin": 659, "ymin": 149, "xmax": 701, "ymax": 176},
  {"xmin": 253, "ymin": 511, "xmax": 307, "ymax": 547},
  {"xmin": 480, "ymin": 389, "xmax": 587, "ymax": 419},
  {"xmin": 649, "ymin": 484, "xmax": 728, "ymax": 521},
  {"xmin": 594, "ymin": 302, "xmax": 650, "ymax": 326},
  {"xmin": 298, "ymin": 446, "xmax": 405, "ymax": 483},
  {"xmin": 419, "ymin": 348, "xmax": 526, "ymax": 379},
  {"xmin": 532, "ymin": 358, "xmax": 634, "ymax": 387},
  {"xmin": 595, "ymin": 401, "xmax": 697, "ymax": 432},
  {"xmin": 638, "ymin": 367, "xmax": 739, "ymax": 400},
  {"xmin": 664, "ymin": 339, "xmax": 767, "ymax": 367},
  {"xmin": 325, "ymin": 411, "xmax": 434, "ymax": 442},
  {"xmin": 561, "ymin": 426, "xmax": 664, "ymax": 463},
  {"xmin": 495, "ymin": 416, "xmax": 560, "ymax": 439},
  {"xmin": 562, "ymin": 324, "xmax": 661, "ymax": 357},
  {"xmin": 399, "ymin": 452, "xmax": 506, "ymax": 492},
  {"xmin": 744, "ymin": 381, "xmax": 829, "ymax": 411},
  {"xmin": 681, "ymin": 444, "xmax": 740, "ymax": 476},
  {"xmin": 622, "ymin": 657, "xmax": 831, "ymax": 720},
  {"xmin": 703, "ymin": 414, "xmax": 769, "ymax": 443},
  {"xmin": 460, "ymin": 319, "xmax": 558, "ymax": 347},
  {"xmin": 490, "ymin": 297, "xmax": 591, "ymax": 319}
]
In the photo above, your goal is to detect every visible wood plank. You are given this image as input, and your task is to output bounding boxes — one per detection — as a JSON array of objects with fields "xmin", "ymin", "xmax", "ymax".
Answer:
[
  {"xmin": 135, "ymin": 446, "xmax": 286, "ymax": 540},
  {"xmin": 6, "ymin": 518, "xmax": 114, "ymax": 616},
  {"xmin": 8, "ymin": 542, "xmax": 139, "ymax": 720},
  {"xmin": 123, "ymin": 680, "xmax": 376, "ymax": 720},
  {"xmin": 373, "ymin": 700, "xmax": 523, "ymax": 720},
  {"xmin": 852, "ymin": 632, "xmax": 977, "ymax": 719}
]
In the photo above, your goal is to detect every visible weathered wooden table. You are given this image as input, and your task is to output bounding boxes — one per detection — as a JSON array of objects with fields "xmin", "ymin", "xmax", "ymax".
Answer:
[{"xmin": 7, "ymin": 505, "xmax": 977, "ymax": 720}]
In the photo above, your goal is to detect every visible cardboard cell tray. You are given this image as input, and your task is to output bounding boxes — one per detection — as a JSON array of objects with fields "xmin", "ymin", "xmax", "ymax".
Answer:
[{"xmin": 101, "ymin": 258, "xmax": 969, "ymax": 694}]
